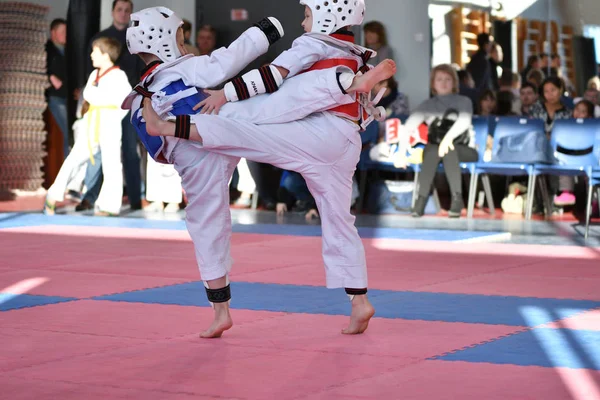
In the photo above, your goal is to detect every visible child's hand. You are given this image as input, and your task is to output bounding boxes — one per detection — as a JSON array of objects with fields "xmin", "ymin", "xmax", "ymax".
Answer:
[
  {"xmin": 276, "ymin": 202, "xmax": 287, "ymax": 216},
  {"xmin": 194, "ymin": 89, "xmax": 227, "ymax": 115}
]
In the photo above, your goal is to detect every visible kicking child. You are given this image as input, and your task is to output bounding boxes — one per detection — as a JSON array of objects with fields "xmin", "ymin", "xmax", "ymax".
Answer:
[{"xmin": 142, "ymin": 0, "xmax": 396, "ymax": 335}]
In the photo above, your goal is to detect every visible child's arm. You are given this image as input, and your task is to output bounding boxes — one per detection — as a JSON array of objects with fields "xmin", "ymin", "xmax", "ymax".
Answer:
[
  {"xmin": 177, "ymin": 18, "xmax": 283, "ymax": 91},
  {"xmin": 222, "ymin": 35, "xmax": 324, "ymax": 103}
]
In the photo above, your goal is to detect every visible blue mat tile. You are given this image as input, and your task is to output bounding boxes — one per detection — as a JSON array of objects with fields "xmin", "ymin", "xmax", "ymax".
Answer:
[
  {"xmin": 0, "ymin": 293, "xmax": 77, "ymax": 311},
  {"xmin": 92, "ymin": 282, "xmax": 600, "ymax": 326},
  {"xmin": 434, "ymin": 328, "xmax": 600, "ymax": 370}
]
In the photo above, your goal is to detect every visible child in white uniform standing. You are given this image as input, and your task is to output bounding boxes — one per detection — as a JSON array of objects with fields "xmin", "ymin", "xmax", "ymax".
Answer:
[
  {"xmin": 46, "ymin": 37, "xmax": 131, "ymax": 216},
  {"xmin": 143, "ymin": 0, "xmax": 396, "ymax": 335}
]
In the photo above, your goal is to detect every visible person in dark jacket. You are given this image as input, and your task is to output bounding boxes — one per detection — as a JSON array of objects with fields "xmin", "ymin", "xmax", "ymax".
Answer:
[
  {"xmin": 46, "ymin": 18, "xmax": 69, "ymax": 158},
  {"xmin": 466, "ymin": 33, "xmax": 493, "ymax": 92}
]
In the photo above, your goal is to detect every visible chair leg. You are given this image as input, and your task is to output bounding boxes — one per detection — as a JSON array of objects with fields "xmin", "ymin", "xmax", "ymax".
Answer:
[
  {"xmin": 539, "ymin": 176, "xmax": 553, "ymax": 218},
  {"xmin": 467, "ymin": 173, "xmax": 479, "ymax": 218},
  {"xmin": 357, "ymin": 169, "xmax": 368, "ymax": 213},
  {"xmin": 251, "ymin": 190, "xmax": 259, "ymax": 210},
  {"xmin": 482, "ymin": 174, "xmax": 495, "ymax": 217},
  {"xmin": 585, "ymin": 182, "xmax": 594, "ymax": 239},
  {"xmin": 412, "ymin": 172, "xmax": 420, "ymax": 209},
  {"xmin": 525, "ymin": 174, "xmax": 536, "ymax": 220},
  {"xmin": 432, "ymin": 187, "xmax": 441, "ymax": 212}
]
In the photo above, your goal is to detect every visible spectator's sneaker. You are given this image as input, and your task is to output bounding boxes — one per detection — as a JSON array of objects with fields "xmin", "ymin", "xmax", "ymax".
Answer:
[
  {"xmin": 164, "ymin": 202, "xmax": 180, "ymax": 213},
  {"xmin": 43, "ymin": 198, "xmax": 55, "ymax": 216},
  {"xmin": 554, "ymin": 191, "xmax": 576, "ymax": 206}
]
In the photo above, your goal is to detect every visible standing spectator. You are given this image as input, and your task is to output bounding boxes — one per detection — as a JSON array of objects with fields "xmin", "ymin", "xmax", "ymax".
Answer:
[
  {"xmin": 46, "ymin": 18, "xmax": 69, "ymax": 159},
  {"xmin": 182, "ymin": 19, "xmax": 199, "ymax": 56},
  {"xmin": 489, "ymin": 42, "xmax": 503, "ymax": 90},
  {"xmin": 78, "ymin": 0, "xmax": 144, "ymax": 212},
  {"xmin": 363, "ymin": 21, "xmax": 394, "ymax": 66},
  {"xmin": 457, "ymin": 69, "xmax": 478, "ymax": 112},
  {"xmin": 466, "ymin": 33, "xmax": 493, "ymax": 92},
  {"xmin": 196, "ymin": 25, "xmax": 217, "ymax": 56}
]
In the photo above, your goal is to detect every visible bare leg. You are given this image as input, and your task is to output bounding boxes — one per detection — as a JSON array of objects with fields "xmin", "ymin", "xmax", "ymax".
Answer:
[
  {"xmin": 342, "ymin": 294, "xmax": 375, "ymax": 335},
  {"xmin": 200, "ymin": 276, "xmax": 233, "ymax": 338},
  {"xmin": 346, "ymin": 59, "xmax": 396, "ymax": 94}
]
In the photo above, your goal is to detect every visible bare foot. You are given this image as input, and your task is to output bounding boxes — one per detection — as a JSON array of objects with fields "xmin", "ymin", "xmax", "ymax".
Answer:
[
  {"xmin": 200, "ymin": 304, "xmax": 233, "ymax": 339},
  {"xmin": 142, "ymin": 98, "xmax": 168, "ymax": 137},
  {"xmin": 342, "ymin": 295, "xmax": 375, "ymax": 335},
  {"xmin": 348, "ymin": 59, "xmax": 397, "ymax": 93}
]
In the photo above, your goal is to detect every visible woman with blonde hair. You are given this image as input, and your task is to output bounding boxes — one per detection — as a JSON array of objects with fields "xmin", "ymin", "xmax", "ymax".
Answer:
[{"xmin": 395, "ymin": 64, "xmax": 478, "ymax": 218}]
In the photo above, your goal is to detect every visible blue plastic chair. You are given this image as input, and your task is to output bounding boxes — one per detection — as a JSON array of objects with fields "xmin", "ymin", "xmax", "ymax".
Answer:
[
  {"xmin": 469, "ymin": 117, "xmax": 546, "ymax": 220},
  {"xmin": 532, "ymin": 118, "xmax": 600, "ymax": 237}
]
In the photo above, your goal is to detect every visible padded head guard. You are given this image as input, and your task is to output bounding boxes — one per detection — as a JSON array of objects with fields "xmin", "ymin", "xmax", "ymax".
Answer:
[
  {"xmin": 127, "ymin": 6, "xmax": 183, "ymax": 62},
  {"xmin": 300, "ymin": 0, "xmax": 365, "ymax": 34}
]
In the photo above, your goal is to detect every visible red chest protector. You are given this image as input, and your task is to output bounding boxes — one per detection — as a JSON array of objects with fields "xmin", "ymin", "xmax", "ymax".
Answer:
[{"xmin": 300, "ymin": 32, "xmax": 372, "ymax": 122}]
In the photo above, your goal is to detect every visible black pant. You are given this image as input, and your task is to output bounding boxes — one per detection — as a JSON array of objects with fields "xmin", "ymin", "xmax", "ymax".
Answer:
[{"xmin": 418, "ymin": 144, "xmax": 478, "ymax": 198}]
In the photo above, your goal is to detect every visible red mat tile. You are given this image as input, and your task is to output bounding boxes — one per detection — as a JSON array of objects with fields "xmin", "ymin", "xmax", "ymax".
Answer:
[
  {"xmin": 0, "ymin": 270, "xmax": 191, "ymax": 298},
  {"xmin": 1, "ymin": 300, "xmax": 287, "ymax": 340},
  {"xmin": 0, "ymin": 247, "xmax": 127, "ymax": 270},
  {"xmin": 501, "ymin": 259, "xmax": 600, "ymax": 279},
  {"xmin": 218, "ymin": 313, "xmax": 520, "ymax": 358},
  {"xmin": 309, "ymin": 361, "xmax": 600, "ymax": 400},
  {"xmin": 52, "ymin": 256, "xmax": 200, "ymax": 279},
  {"xmin": 424, "ymin": 274, "xmax": 600, "ymax": 300},
  {"xmin": 0, "ymin": 376, "xmax": 217, "ymax": 400},
  {"xmin": 5, "ymin": 340, "xmax": 411, "ymax": 399},
  {"xmin": 0, "ymin": 327, "xmax": 148, "ymax": 373}
]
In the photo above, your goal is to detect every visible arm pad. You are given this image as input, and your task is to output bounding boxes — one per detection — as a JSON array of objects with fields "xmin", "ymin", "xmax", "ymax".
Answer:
[{"xmin": 224, "ymin": 65, "xmax": 284, "ymax": 102}]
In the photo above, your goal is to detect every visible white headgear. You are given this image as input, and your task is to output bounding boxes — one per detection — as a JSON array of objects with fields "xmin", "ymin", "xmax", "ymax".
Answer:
[
  {"xmin": 299, "ymin": 0, "xmax": 365, "ymax": 35},
  {"xmin": 126, "ymin": 7, "xmax": 183, "ymax": 63}
]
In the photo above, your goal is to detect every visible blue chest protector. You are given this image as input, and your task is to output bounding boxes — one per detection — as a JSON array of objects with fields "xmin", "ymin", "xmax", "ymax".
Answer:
[{"xmin": 131, "ymin": 79, "xmax": 207, "ymax": 163}]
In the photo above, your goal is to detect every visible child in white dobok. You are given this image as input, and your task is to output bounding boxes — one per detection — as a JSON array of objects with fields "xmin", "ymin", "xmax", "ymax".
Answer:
[
  {"xmin": 141, "ymin": 1, "xmax": 396, "ymax": 335},
  {"xmin": 46, "ymin": 37, "xmax": 131, "ymax": 216}
]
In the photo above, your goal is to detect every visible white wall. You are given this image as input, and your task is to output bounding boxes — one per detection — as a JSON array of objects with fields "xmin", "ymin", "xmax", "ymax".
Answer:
[
  {"xmin": 366, "ymin": 0, "xmax": 431, "ymax": 108},
  {"xmin": 0, "ymin": 0, "xmax": 69, "ymax": 22},
  {"xmin": 101, "ymin": 0, "xmax": 196, "ymax": 43}
]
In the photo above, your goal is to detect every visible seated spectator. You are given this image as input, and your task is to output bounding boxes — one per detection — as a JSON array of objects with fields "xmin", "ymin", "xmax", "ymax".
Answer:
[
  {"xmin": 393, "ymin": 64, "xmax": 478, "ymax": 218},
  {"xmin": 520, "ymin": 82, "xmax": 538, "ymax": 115},
  {"xmin": 529, "ymin": 77, "xmax": 574, "ymax": 207},
  {"xmin": 529, "ymin": 77, "xmax": 573, "ymax": 134},
  {"xmin": 526, "ymin": 68, "xmax": 544, "ymax": 90},
  {"xmin": 521, "ymin": 55, "xmax": 540, "ymax": 84},
  {"xmin": 588, "ymin": 76, "xmax": 600, "ymax": 91},
  {"xmin": 363, "ymin": 21, "xmax": 394, "ymax": 66},
  {"xmin": 276, "ymin": 171, "xmax": 318, "ymax": 221},
  {"xmin": 573, "ymin": 99, "xmax": 595, "ymax": 119},
  {"xmin": 477, "ymin": 89, "xmax": 497, "ymax": 116},
  {"xmin": 498, "ymin": 71, "xmax": 521, "ymax": 114},
  {"xmin": 373, "ymin": 76, "xmax": 409, "ymax": 117},
  {"xmin": 496, "ymin": 90, "xmax": 517, "ymax": 116},
  {"xmin": 574, "ymin": 90, "xmax": 600, "ymax": 118}
]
